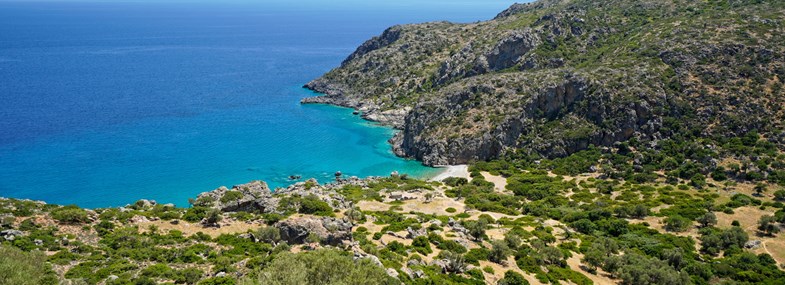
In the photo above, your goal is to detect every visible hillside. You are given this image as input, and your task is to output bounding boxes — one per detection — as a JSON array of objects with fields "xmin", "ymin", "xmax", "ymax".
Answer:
[
  {"xmin": 304, "ymin": 0, "xmax": 785, "ymax": 167},
  {"xmin": 3, "ymin": 168, "xmax": 785, "ymax": 284},
  {"xmin": 3, "ymin": 1, "xmax": 785, "ymax": 285}
]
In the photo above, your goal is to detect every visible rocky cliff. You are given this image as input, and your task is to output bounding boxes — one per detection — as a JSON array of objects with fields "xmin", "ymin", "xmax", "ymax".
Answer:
[{"xmin": 304, "ymin": 0, "xmax": 785, "ymax": 165}]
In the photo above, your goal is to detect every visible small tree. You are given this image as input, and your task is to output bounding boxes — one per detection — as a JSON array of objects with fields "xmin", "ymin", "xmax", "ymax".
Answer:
[
  {"xmin": 424, "ymin": 193, "xmax": 434, "ymax": 203},
  {"xmin": 203, "ymin": 209, "xmax": 222, "ymax": 227},
  {"xmin": 697, "ymin": 212, "xmax": 717, "ymax": 228},
  {"xmin": 758, "ymin": 215, "xmax": 781, "ymax": 236},
  {"xmin": 464, "ymin": 219, "xmax": 488, "ymax": 241},
  {"xmin": 257, "ymin": 227, "xmax": 281, "ymax": 244},
  {"xmin": 540, "ymin": 246, "xmax": 563, "ymax": 265},
  {"xmin": 504, "ymin": 232, "xmax": 522, "ymax": 249},
  {"xmin": 690, "ymin": 174, "xmax": 707, "ymax": 189},
  {"xmin": 774, "ymin": 190, "xmax": 785, "ymax": 201},
  {"xmin": 489, "ymin": 240, "xmax": 510, "ymax": 264},
  {"xmin": 631, "ymin": 204, "xmax": 649, "ymax": 219},
  {"xmin": 582, "ymin": 247, "xmax": 605, "ymax": 272},
  {"xmin": 754, "ymin": 183, "xmax": 768, "ymax": 196},
  {"xmin": 664, "ymin": 215, "xmax": 692, "ymax": 232}
]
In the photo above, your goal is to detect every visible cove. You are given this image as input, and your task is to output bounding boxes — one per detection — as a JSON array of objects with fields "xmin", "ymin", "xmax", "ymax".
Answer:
[{"xmin": 0, "ymin": 1, "xmax": 515, "ymax": 208}]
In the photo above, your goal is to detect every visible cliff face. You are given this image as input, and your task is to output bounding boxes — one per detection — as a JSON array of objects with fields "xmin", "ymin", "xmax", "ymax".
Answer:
[{"xmin": 304, "ymin": 0, "xmax": 785, "ymax": 165}]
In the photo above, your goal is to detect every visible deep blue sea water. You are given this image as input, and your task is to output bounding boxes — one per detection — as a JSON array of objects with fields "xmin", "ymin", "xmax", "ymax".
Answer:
[{"xmin": 0, "ymin": 0, "xmax": 516, "ymax": 208}]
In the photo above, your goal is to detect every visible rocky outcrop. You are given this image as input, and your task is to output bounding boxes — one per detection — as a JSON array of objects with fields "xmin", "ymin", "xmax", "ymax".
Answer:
[
  {"xmin": 274, "ymin": 216, "xmax": 353, "ymax": 246},
  {"xmin": 196, "ymin": 177, "xmax": 377, "ymax": 215},
  {"xmin": 484, "ymin": 30, "xmax": 541, "ymax": 72},
  {"xmin": 197, "ymin": 181, "xmax": 278, "ymax": 213},
  {"xmin": 0, "ymin": 229, "xmax": 24, "ymax": 241},
  {"xmin": 342, "ymin": 26, "xmax": 403, "ymax": 66},
  {"xmin": 304, "ymin": 0, "xmax": 785, "ymax": 166}
]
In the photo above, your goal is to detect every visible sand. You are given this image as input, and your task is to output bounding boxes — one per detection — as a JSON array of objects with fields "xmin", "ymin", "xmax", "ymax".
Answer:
[{"xmin": 429, "ymin": 164, "xmax": 470, "ymax": 181}]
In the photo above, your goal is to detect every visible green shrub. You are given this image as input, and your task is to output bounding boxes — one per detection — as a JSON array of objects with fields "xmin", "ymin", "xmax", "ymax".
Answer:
[
  {"xmin": 241, "ymin": 249, "xmax": 396, "ymax": 285},
  {"xmin": 0, "ymin": 245, "xmax": 58, "ymax": 285},
  {"xmin": 664, "ymin": 215, "xmax": 692, "ymax": 232},
  {"xmin": 220, "ymin": 191, "xmax": 244, "ymax": 204},
  {"xmin": 412, "ymin": 236, "xmax": 432, "ymax": 255},
  {"xmin": 442, "ymin": 177, "xmax": 469, "ymax": 187},
  {"xmin": 51, "ymin": 205, "xmax": 89, "ymax": 224},
  {"xmin": 498, "ymin": 270, "xmax": 529, "ymax": 285}
]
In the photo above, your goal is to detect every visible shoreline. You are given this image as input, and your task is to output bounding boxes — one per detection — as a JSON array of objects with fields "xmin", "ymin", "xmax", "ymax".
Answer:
[{"xmin": 428, "ymin": 164, "xmax": 470, "ymax": 182}]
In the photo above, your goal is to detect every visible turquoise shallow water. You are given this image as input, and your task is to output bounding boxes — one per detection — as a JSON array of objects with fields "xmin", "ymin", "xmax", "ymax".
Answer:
[{"xmin": 0, "ymin": 1, "xmax": 515, "ymax": 208}]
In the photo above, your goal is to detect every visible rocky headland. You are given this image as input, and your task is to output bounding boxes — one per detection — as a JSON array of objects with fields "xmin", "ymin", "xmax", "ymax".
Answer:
[{"xmin": 303, "ymin": 0, "xmax": 785, "ymax": 166}]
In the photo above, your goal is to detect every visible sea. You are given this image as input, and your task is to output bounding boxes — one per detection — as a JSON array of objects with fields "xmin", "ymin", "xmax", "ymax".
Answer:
[{"xmin": 0, "ymin": 0, "xmax": 516, "ymax": 208}]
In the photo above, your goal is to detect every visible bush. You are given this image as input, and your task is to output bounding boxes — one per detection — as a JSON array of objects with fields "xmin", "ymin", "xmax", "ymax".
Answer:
[
  {"xmin": 664, "ymin": 215, "xmax": 692, "ymax": 232},
  {"xmin": 464, "ymin": 248, "xmax": 490, "ymax": 265},
  {"xmin": 298, "ymin": 196, "xmax": 334, "ymax": 217},
  {"xmin": 0, "ymin": 245, "xmax": 58, "ymax": 285},
  {"xmin": 498, "ymin": 270, "xmax": 529, "ymax": 285},
  {"xmin": 445, "ymin": 207, "xmax": 457, "ymax": 213},
  {"xmin": 442, "ymin": 177, "xmax": 469, "ymax": 187},
  {"xmin": 279, "ymin": 195, "xmax": 334, "ymax": 217},
  {"xmin": 697, "ymin": 212, "xmax": 717, "ymax": 228},
  {"xmin": 51, "ymin": 205, "xmax": 89, "ymax": 224},
  {"xmin": 256, "ymin": 227, "xmax": 281, "ymax": 244},
  {"xmin": 411, "ymin": 236, "xmax": 432, "ymax": 255},
  {"xmin": 489, "ymin": 240, "xmax": 510, "ymax": 264},
  {"xmin": 220, "ymin": 191, "xmax": 244, "ymax": 204},
  {"xmin": 774, "ymin": 190, "xmax": 785, "ymax": 201},
  {"xmin": 241, "ymin": 249, "xmax": 396, "ymax": 285}
]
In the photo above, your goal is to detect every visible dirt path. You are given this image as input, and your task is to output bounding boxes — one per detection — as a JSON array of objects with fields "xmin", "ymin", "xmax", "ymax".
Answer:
[{"xmin": 481, "ymin": 172, "xmax": 510, "ymax": 194}]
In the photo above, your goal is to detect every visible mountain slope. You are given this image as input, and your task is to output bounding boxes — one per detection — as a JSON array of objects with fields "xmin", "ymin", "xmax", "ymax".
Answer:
[{"xmin": 304, "ymin": 0, "xmax": 785, "ymax": 166}]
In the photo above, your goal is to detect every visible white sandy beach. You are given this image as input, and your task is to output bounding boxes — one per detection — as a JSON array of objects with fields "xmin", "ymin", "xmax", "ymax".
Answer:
[{"xmin": 428, "ymin": 164, "xmax": 470, "ymax": 181}]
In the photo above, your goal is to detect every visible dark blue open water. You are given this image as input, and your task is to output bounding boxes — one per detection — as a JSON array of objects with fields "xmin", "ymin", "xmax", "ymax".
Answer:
[{"xmin": 0, "ymin": 0, "xmax": 515, "ymax": 207}]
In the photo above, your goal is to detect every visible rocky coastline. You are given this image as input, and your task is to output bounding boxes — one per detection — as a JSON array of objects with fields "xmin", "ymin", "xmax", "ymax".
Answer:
[{"xmin": 302, "ymin": 0, "xmax": 785, "ymax": 166}]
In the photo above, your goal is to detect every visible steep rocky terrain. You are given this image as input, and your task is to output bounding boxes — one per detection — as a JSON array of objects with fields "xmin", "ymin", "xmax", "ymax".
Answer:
[{"xmin": 304, "ymin": 0, "xmax": 785, "ymax": 166}]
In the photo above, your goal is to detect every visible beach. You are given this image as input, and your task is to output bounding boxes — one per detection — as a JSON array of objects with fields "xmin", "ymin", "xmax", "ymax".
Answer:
[{"xmin": 428, "ymin": 164, "xmax": 470, "ymax": 181}]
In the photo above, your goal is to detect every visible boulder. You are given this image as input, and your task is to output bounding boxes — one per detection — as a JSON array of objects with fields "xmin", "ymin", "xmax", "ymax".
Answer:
[
  {"xmin": 129, "ymin": 215, "xmax": 150, "ymax": 224},
  {"xmin": 197, "ymin": 181, "xmax": 278, "ymax": 213},
  {"xmin": 274, "ymin": 216, "xmax": 352, "ymax": 246},
  {"xmin": 745, "ymin": 240, "xmax": 763, "ymax": 249},
  {"xmin": 406, "ymin": 226, "xmax": 427, "ymax": 239},
  {"xmin": 1, "ymin": 229, "xmax": 23, "ymax": 241}
]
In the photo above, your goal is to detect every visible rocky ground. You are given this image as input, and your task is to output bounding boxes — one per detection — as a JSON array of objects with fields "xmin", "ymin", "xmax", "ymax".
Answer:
[{"xmin": 2, "ymin": 163, "xmax": 784, "ymax": 284}]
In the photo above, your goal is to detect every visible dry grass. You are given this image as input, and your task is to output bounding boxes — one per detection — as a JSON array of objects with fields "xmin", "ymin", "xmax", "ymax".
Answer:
[
  {"xmin": 135, "ymin": 219, "xmax": 260, "ymax": 237},
  {"xmin": 399, "ymin": 197, "xmax": 466, "ymax": 216},
  {"xmin": 356, "ymin": 200, "xmax": 391, "ymax": 212},
  {"xmin": 481, "ymin": 172, "xmax": 511, "ymax": 194},
  {"xmin": 716, "ymin": 206, "xmax": 785, "ymax": 265}
]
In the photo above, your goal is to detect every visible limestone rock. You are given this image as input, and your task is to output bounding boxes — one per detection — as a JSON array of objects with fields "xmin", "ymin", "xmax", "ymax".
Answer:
[
  {"xmin": 274, "ymin": 216, "xmax": 353, "ymax": 246},
  {"xmin": 406, "ymin": 226, "xmax": 427, "ymax": 239}
]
